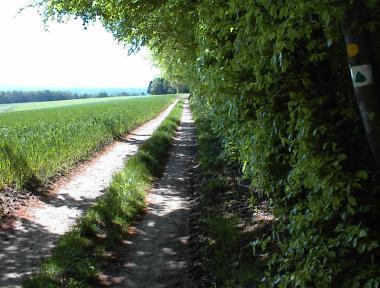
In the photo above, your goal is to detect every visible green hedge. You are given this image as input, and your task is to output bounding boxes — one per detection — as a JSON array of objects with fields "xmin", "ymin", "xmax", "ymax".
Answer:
[{"xmin": 190, "ymin": 2, "xmax": 380, "ymax": 286}]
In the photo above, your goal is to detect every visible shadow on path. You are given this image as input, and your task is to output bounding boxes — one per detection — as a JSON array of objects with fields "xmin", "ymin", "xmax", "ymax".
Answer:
[
  {"xmin": 103, "ymin": 102, "xmax": 197, "ymax": 288},
  {"xmin": 0, "ymin": 190, "xmax": 108, "ymax": 287},
  {"xmin": 0, "ymin": 218, "xmax": 57, "ymax": 286}
]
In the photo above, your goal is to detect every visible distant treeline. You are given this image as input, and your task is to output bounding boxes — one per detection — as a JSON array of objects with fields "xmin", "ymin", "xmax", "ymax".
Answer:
[
  {"xmin": 0, "ymin": 90, "xmax": 146, "ymax": 104},
  {"xmin": 147, "ymin": 77, "xmax": 189, "ymax": 95}
]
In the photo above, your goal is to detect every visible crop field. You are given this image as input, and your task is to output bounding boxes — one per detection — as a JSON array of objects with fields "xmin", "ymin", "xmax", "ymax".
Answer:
[
  {"xmin": 0, "ymin": 95, "xmax": 175, "ymax": 190},
  {"xmin": 0, "ymin": 95, "xmax": 149, "ymax": 113}
]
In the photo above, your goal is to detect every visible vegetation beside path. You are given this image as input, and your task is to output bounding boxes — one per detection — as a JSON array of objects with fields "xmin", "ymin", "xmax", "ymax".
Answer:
[
  {"xmin": 0, "ymin": 95, "xmax": 175, "ymax": 191},
  {"xmin": 23, "ymin": 101, "xmax": 183, "ymax": 287},
  {"xmin": 192, "ymin": 104, "xmax": 273, "ymax": 287}
]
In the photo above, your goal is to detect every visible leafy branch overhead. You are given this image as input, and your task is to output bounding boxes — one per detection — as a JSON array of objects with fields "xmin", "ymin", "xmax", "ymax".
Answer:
[{"xmin": 33, "ymin": 0, "xmax": 380, "ymax": 286}]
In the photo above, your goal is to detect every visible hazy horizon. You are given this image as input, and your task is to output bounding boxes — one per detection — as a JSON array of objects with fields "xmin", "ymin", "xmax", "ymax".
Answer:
[
  {"xmin": 0, "ymin": 1, "xmax": 160, "ymax": 89},
  {"xmin": 0, "ymin": 85, "xmax": 147, "ymax": 94}
]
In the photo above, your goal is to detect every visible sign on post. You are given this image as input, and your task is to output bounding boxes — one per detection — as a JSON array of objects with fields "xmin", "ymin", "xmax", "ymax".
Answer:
[{"xmin": 350, "ymin": 64, "xmax": 373, "ymax": 88}]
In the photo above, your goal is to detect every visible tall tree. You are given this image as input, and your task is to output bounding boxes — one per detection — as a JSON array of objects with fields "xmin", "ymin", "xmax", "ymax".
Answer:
[{"xmin": 147, "ymin": 77, "xmax": 177, "ymax": 95}]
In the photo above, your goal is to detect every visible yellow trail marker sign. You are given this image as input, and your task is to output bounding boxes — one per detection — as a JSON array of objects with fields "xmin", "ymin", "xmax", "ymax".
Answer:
[{"xmin": 347, "ymin": 43, "xmax": 359, "ymax": 58}]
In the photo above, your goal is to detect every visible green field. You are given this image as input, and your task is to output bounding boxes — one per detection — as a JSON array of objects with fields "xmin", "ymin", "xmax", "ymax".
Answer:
[
  {"xmin": 0, "ymin": 95, "xmax": 175, "ymax": 190},
  {"xmin": 0, "ymin": 95, "xmax": 147, "ymax": 113}
]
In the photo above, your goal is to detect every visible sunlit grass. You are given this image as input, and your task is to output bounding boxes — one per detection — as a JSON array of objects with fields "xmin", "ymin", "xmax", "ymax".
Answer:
[{"xmin": 0, "ymin": 95, "xmax": 175, "ymax": 190}]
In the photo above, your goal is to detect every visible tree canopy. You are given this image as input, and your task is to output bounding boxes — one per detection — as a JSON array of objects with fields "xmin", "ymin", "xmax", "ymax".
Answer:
[
  {"xmin": 147, "ymin": 78, "xmax": 175, "ymax": 95},
  {"xmin": 147, "ymin": 77, "xmax": 189, "ymax": 95},
  {"xmin": 32, "ymin": 0, "xmax": 380, "ymax": 286}
]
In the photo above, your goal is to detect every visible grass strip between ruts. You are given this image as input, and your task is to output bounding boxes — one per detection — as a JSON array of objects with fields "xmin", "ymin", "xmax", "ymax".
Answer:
[{"xmin": 23, "ymin": 100, "xmax": 183, "ymax": 288}]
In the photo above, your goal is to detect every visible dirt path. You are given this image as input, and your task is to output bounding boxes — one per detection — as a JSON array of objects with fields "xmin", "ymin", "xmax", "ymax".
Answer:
[
  {"xmin": 103, "ymin": 101, "xmax": 196, "ymax": 288},
  {"xmin": 0, "ymin": 100, "xmax": 178, "ymax": 288}
]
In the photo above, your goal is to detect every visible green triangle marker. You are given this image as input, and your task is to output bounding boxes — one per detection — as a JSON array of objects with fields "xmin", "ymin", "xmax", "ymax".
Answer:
[{"xmin": 355, "ymin": 72, "xmax": 367, "ymax": 83}]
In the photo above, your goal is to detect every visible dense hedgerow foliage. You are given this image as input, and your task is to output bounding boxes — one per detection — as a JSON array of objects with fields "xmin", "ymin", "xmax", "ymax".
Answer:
[
  {"xmin": 190, "ymin": 2, "xmax": 380, "ymax": 286},
  {"xmin": 35, "ymin": 0, "xmax": 380, "ymax": 286},
  {"xmin": 0, "ymin": 96, "xmax": 174, "ymax": 189},
  {"xmin": 195, "ymin": 2, "xmax": 380, "ymax": 285}
]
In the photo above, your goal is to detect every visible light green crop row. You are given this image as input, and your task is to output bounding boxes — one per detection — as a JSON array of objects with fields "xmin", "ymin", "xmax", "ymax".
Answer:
[
  {"xmin": 0, "ymin": 95, "xmax": 144, "ymax": 113},
  {"xmin": 0, "ymin": 95, "xmax": 175, "ymax": 190}
]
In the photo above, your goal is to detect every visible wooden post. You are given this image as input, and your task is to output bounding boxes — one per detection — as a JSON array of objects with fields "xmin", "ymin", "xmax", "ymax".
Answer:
[{"xmin": 343, "ymin": 16, "xmax": 380, "ymax": 167}]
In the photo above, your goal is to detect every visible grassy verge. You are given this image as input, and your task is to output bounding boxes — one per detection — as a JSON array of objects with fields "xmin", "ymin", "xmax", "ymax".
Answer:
[
  {"xmin": 23, "ymin": 101, "xmax": 183, "ymax": 288},
  {"xmin": 192, "ymin": 102, "xmax": 271, "ymax": 287}
]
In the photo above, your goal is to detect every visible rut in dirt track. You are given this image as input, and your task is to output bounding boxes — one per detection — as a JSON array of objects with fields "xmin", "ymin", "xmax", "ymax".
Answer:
[
  {"xmin": 103, "ymin": 101, "xmax": 197, "ymax": 288},
  {"xmin": 0, "ymin": 101, "xmax": 177, "ymax": 288}
]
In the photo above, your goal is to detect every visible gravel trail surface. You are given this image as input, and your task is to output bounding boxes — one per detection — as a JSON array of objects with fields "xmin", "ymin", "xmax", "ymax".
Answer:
[
  {"xmin": 103, "ymin": 101, "xmax": 196, "ymax": 288},
  {"xmin": 0, "ymin": 100, "xmax": 177, "ymax": 288}
]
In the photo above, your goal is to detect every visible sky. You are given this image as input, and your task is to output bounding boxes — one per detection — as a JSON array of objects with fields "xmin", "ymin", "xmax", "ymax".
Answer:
[{"xmin": 0, "ymin": 0, "xmax": 160, "ymax": 89}]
